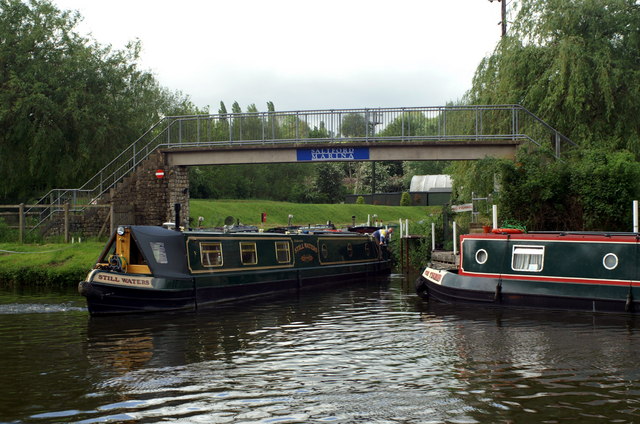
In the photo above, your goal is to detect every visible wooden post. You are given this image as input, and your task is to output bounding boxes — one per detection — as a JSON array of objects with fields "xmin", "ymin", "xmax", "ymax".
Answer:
[
  {"xmin": 64, "ymin": 202, "xmax": 70, "ymax": 243},
  {"xmin": 110, "ymin": 203, "xmax": 115, "ymax": 235},
  {"xmin": 399, "ymin": 235, "xmax": 404, "ymax": 272},
  {"xmin": 405, "ymin": 237, "xmax": 410, "ymax": 272},
  {"xmin": 18, "ymin": 203, "xmax": 25, "ymax": 244}
]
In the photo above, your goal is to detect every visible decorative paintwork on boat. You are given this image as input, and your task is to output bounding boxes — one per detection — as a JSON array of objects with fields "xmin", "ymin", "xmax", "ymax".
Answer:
[
  {"xmin": 79, "ymin": 225, "xmax": 391, "ymax": 315},
  {"xmin": 416, "ymin": 231, "xmax": 640, "ymax": 314}
]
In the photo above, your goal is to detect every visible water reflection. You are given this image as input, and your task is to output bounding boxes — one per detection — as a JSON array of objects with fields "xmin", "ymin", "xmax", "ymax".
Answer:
[
  {"xmin": 416, "ymin": 302, "xmax": 640, "ymax": 422},
  {"xmin": 2, "ymin": 276, "xmax": 640, "ymax": 423}
]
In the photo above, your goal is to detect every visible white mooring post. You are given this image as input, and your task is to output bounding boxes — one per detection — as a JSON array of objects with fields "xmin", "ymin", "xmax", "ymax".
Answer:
[
  {"xmin": 431, "ymin": 222, "xmax": 436, "ymax": 251},
  {"xmin": 453, "ymin": 221, "xmax": 458, "ymax": 256},
  {"xmin": 405, "ymin": 219, "xmax": 409, "ymax": 237},
  {"xmin": 634, "ymin": 200, "xmax": 639, "ymax": 233},
  {"xmin": 492, "ymin": 205, "xmax": 498, "ymax": 229}
]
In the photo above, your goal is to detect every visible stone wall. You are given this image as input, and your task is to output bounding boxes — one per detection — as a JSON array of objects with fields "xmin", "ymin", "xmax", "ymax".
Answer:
[
  {"xmin": 43, "ymin": 150, "xmax": 190, "ymax": 238},
  {"xmin": 109, "ymin": 150, "xmax": 190, "ymax": 228}
]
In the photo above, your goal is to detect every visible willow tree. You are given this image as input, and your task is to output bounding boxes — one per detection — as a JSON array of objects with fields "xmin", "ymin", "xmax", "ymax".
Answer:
[
  {"xmin": 452, "ymin": 0, "xmax": 640, "ymax": 231},
  {"xmin": 468, "ymin": 0, "xmax": 640, "ymax": 154},
  {"xmin": 0, "ymin": 0, "xmax": 196, "ymax": 203}
]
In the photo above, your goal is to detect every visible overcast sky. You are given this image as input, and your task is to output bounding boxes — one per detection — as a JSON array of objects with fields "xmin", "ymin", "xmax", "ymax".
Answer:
[{"xmin": 51, "ymin": 0, "xmax": 504, "ymax": 112}]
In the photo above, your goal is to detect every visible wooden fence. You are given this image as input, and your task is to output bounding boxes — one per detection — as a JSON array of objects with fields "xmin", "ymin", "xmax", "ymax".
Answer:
[{"xmin": 0, "ymin": 204, "xmax": 113, "ymax": 243}]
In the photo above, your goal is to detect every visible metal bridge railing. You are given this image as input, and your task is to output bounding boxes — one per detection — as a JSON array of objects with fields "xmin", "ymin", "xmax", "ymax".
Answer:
[{"xmin": 28, "ymin": 105, "xmax": 576, "ymax": 231}]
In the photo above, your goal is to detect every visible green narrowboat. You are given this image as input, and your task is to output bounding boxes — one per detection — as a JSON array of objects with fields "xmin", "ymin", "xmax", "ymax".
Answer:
[
  {"xmin": 415, "ymin": 230, "xmax": 640, "ymax": 314},
  {"xmin": 79, "ymin": 225, "xmax": 391, "ymax": 315}
]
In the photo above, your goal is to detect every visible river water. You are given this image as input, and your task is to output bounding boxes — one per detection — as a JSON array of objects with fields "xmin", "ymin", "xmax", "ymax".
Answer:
[{"xmin": 1, "ymin": 274, "xmax": 640, "ymax": 423}]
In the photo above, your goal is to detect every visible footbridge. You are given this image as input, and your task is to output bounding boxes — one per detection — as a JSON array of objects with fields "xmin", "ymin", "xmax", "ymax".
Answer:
[{"xmin": 28, "ymin": 104, "xmax": 575, "ymax": 233}]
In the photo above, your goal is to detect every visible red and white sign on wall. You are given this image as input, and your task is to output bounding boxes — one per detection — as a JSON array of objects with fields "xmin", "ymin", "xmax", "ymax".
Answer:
[{"xmin": 155, "ymin": 169, "xmax": 165, "ymax": 179}]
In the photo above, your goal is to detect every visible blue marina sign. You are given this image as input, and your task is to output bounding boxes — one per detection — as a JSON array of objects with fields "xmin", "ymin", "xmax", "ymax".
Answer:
[{"xmin": 297, "ymin": 147, "xmax": 370, "ymax": 161}]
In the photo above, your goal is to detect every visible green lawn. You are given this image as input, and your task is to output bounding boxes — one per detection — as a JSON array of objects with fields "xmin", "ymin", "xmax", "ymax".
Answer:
[
  {"xmin": 190, "ymin": 199, "xmax": 439, "ymax": 228},
  {"xmin": 0, "ymin": 241, "xmax": 104, "ymax": 287}
]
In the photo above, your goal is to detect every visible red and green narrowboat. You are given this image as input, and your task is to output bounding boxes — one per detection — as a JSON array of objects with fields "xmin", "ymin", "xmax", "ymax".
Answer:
[
  {"xmin": 415, "ymin": 230, "xmax": 640, "ymax": 314},
  {"xmin": 79, "ymin": 225, "xmax": 391, "ymax": 315}
]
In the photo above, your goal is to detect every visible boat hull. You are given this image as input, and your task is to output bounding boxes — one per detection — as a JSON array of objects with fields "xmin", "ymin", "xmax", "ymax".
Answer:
[
  {"xmin": 81, "ymin": 261, "xmax": 391, "ymax": 315},
  {"xmin": 417, "ymin": 267, "xmax": 637, "ymax": 314},
  {"xmin": 79, "ymin": 225, "xmax": 391, "ymax": 315},
  {"xmin": 78, "ymin": 281, "xmax": 196, "ymax": 315}
]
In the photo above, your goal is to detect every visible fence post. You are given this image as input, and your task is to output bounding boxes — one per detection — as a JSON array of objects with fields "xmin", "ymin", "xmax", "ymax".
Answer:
[
  {"xmin": 19, "ymin": 203, "xmax": 25, "ymax": 244},
  {"xmin": 64, "ymin": 202, "xmax": 70, "ymax": 243},
  {"xmin": 110, "ymin": 203, "xmax": 115, "ymax": 236}
]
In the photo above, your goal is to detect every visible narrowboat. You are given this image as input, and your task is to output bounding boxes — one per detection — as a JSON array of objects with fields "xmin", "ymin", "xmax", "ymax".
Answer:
[
  {"xmin": 415, "ymin": 230, "xmax": 640, "ymax": 314},
  {"xmin": 79, "ymin": 225, "xmax": 391, "ymax": 315}
]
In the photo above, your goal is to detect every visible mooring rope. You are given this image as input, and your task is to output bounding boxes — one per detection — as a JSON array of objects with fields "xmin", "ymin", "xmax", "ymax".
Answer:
[{"xmin": 0, "ymin": 248, "xmax": 72, "ymax": 254}]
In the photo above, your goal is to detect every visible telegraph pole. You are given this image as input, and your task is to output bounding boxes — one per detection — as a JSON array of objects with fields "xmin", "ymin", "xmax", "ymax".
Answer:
[{"xmin": 489, "ymin": 0, "xmax": 507, "ymax": 37}]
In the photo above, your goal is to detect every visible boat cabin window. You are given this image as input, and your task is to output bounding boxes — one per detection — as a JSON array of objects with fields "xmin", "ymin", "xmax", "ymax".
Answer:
[
  {"xmin": 240, "ymin": 242, "xmax": 258, "ymax": 265},
  {"xmin": 321, "ymin": 244, "xmax": 329, "ymax": 259},
  {"xmin": 603, "ymin": 253, "xmax": 618, "ymax": 270},
  {"xmin": 201, "ymin": 242, "xmax": 223, "ymax": 267},
  {"xmin": 275, "ymin": 241, "xmax": 291, "ymax": 263},
  {"xmin": 475, "ymin": 249, "xmax": 488, "ymax": 264},
  {"xmin": 512, "ymin": 245, "xmax": 544, "ymax": 272},
  {"xmin": 150, "ymin": 242, "xmax": 168, "ymax": 264}
]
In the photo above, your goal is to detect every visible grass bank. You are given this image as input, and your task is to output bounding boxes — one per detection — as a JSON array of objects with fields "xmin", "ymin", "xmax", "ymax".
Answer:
[
  {"xmin": 190, "ymin": 199, "xmax": 439, "ymax": 228},
  {"xmin": 0, "ymin": 242, "xmax": 103, "ymax": 288}
]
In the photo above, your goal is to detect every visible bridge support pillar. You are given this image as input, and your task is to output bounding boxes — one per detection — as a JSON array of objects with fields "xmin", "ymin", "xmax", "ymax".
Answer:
[{"xmin": 109, "ymin": 151, "xmax": 190, "ymax": 229}]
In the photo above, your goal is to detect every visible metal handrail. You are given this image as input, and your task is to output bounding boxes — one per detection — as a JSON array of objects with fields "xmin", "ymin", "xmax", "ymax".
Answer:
[{"xmin": 27, "ymin": 105, "xmax": 576, "ymax": 232}]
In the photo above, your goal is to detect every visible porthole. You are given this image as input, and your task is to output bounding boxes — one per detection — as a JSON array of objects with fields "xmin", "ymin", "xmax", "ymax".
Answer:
[
  {"xmin": 321, "ymin": 244, "xmax": 329, "ymax": 259},
  {"xmin": 603, "ymin": 253, "xmax": 618, "ymax": 270},
  {"xmin": 475, "ymin": 249, "xmax": 488, "ymax": 264}
]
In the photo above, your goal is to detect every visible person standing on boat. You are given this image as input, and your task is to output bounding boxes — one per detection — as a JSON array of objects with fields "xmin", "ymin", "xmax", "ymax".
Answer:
[{"xmin": 373, "ymin": 227, "xmax": 393, "ymax": 246}]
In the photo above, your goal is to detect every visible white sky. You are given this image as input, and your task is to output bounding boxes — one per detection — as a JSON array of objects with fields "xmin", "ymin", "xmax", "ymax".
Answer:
[{"xmin": 51, "ymin": 0, "xmax": 504, "ymax": 112}]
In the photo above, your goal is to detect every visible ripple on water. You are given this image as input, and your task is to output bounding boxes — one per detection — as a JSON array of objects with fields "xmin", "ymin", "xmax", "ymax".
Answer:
[
  {"xmin": 6, "ymin": 279, "xmax": 640, "ymax": 424},
  {"xmin": 0, "ymin": 302, "xmax": 86, "ymax": 314}
]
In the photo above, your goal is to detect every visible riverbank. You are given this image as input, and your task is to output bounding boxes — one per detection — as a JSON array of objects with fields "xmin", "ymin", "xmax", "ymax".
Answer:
[{"xmin": 0, "ymin": 242, "xmax": 103, "ymax": 288}]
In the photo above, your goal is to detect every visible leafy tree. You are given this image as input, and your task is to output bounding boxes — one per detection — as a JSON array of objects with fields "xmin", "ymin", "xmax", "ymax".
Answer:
[
  {"xmin": 572, "ymin": 149, "xmax": 640, "ymax": 230},
  {"xmin": 456, "ymin": 0, "xmax": 640, "ymax": 230},
  {"xmin": 0, "ymin": 0, "xmax": 191, "ymax": 202},
  {"xmin": 448, "ymin": 147, "xmax": 640, "ymax": 231},
  {"xmin": 242, "ymin": 103, "xmax": 262, "ymax": 140},
  {"xmin": 314, "ymin": 163, "xmax": 345, "ymax": 203},
  {"xmin": 341, "ymin": 113, "xmax": 366, "ymax": 137},
  {"xmin": 400, "ymin": 192, "xmax": 411, "ymax": 206},
  {"xmin": 467, "ymin": 0, "xmax": 640, "ymax": 155},
  {"xmin": 377, "ymin": 111, "xmax": 437, "ymax": 138}
]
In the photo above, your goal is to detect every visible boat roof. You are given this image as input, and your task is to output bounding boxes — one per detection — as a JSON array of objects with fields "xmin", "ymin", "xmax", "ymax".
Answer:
[{"xmin": 462, "ymin": 231, "xmax": 640, "ymax": 242}]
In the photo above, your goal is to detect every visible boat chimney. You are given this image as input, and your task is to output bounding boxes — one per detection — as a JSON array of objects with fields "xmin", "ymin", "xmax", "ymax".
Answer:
[{"xmin": 174, "ymin": 203, "xmax": 181, "ymax": 231}]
